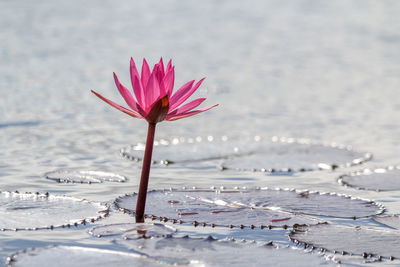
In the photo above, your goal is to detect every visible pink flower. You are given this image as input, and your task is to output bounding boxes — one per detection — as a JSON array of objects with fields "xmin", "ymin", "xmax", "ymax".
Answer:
[
  {"xmin": 91, "ymin": 58, "xmax": 218, "ymax": 123},
  {"xmin": 91, "ymin": 58, "xmax": 218, "ymax": 223}
]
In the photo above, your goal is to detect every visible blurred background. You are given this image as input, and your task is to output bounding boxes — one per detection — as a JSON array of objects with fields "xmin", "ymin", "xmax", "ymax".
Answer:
[
  {"xmin": 1, "ymin": 1, "xmax": 399, "ymax": 158},
  {"xmin": 0, "ymin": 0, "xmax": 399, "ymax": 265}
]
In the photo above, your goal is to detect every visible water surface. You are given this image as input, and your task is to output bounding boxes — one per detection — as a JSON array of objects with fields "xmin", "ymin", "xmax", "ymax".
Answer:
[{"xmin": 0, "ymin": 0, "xmax": 399, "ymax": 265}]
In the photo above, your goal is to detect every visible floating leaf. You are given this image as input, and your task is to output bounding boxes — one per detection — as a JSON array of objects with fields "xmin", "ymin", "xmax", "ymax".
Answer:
[
  {"xmin": 115, "ymin": 188, "xmax": 382, "ymax": 228},
  {"xmin": 117, "ymin": 236, "xmax": 335, "ymax": 266},
  {"xmin": 339, "ymin": 167, "xmax": 400, "ymax": 191},
  {"xmin": 120, "ymin": 135, "xmax": 243, "ymax": 164},
  {"xmin": 325, "ymin": 252, "xmax": 399, "ymax": 266},
  {"xmin": 7, "ymin": 246, "xmax": 161, "ymax": 267},
  {"xmin": 121, "ymin": 136, "xmax": 371, "ymax": 172},
  {"xmin": 0, "ymin": 191, "xmax": 108, "ymax": 230},
  {"xmin": 115, "ymin": 189, "xmax": 321, "ymax": 228},
  {"xmin": 241, "ymin": 189, "xmax": 383, "ymax": 218},
  {"xmin": 373, "ymin": 215, "xmax": 400, "ymax": 230},
  {"xmin": 89, "ymin": 223, "xmax": 176, "ymax": 238},
  {"xmin": 220, "ymin": 137, "xmax": 371, "ymax": 172},
  {"xmin": 45, "ymin": 170, "xmax": 127, "ymax": 184},
  {"xmin": 290, "ymin": 224, "xmax": 400, "ymax": 260}
]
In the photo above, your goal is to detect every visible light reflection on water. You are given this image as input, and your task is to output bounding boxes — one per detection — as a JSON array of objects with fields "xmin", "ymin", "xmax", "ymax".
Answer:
[{"xmin": 1, "ymin": 0, "xmax": 400, "ymax": 266}]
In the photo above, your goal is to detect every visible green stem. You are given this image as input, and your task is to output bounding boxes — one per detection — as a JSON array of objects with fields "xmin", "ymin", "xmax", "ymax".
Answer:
[{"xmin": 135, "ymin": 122, "xmax": 156, "ymax": 223}]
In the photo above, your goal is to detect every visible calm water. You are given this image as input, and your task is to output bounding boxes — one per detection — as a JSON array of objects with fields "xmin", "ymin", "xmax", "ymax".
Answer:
[{"xmin": 0, "ymin": 0, "xmax": 399, "ymax": 266}]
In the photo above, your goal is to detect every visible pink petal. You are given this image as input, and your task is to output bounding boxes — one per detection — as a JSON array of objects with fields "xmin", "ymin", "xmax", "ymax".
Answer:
[
  {"xmin": 169, "ymin": 78, "xmax": 204, "ymax": 110},
  {"xmin": 130, "ymin": 58, "xmax": 144, "ymax": 106},
  {"xmin": 145, "ymin": 70, "xmax": 161, "ymax": 112},
  {"xmin": 132, "ymin": 76, "xmax": 148, "ymax": 116},
  {"xmin": 155, "ymin": 64, "xmax": 166, "ymax": 96},
  {"xmin": 141, "ymin": 58, "xmax": 151, "ymax": 89},
  {"xmin": 158, "ymin": 57, "xmax": 165, "ymax": 77},
  {"xmin": 163, "ymin": 67, "xmax": 175, "ymax": 97},
  {"xmin": 166, "ymin": 104, "xmax": 218, "ymax": 121},
  {"xmin": 169, "ymin": 80, "xmax": 195, "ymax": 109},
  {"xmin": 159, "ymin": 79, "xmax": 166, "ymax": 98},
  {"xmin": 166, "ymin": 59, "xmax": 172, "ymax": 73},
  {"xmin": 168, "ymin": 98, "xmax": 205, "ymax": 115},
  {"xmin": 91, "ymin": 90, "xmax": 143, "ymax": 118},
  {"xmin": 113, "ymin": 73, "xmax": 140, "ymax": 113},
  {"xmin": 154, "ymin": 63, "xmax": 164, "ymax": 86}
]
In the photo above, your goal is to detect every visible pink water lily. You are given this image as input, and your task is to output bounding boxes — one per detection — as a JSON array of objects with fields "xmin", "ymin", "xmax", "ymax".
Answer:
[
  {"xmin": 91, "ymin": 58, "xmax": 217, "ymax": 223},
  {"xmin": 91, "ymin": 58, "xmax": 217, "ymax": 123}
]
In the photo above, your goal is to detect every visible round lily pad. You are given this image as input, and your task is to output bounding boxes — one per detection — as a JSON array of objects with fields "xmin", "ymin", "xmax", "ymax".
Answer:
[
  {"xmin": 7, "ymin": 246, "xmax": 162, "ymax": 267},
  {"xmin": 338, "ymin": 167, "xmax": 400, "ymax": 191},
  {"xmin": 290, "ymin": 224, "xmax": 400, "ymax": 260},
  {"xmin": 373, "ymin": 215, "xmax": 400, "ymax": 230},
  {"xmin": 115, "ymin": 189, "xmax": 321, "ymax": 228},
  {"xmin": 115, "ymin": 188, "xmax": 382, "ymax": 227},
  {"xmin": 121, "ymin": 136, "xmax": 371, "ymax": 172},
  {"xmin": 117, "ymin": 236, "xmax": 335, "ymax": 266},
  {"xmin": 220, "ymin": 137, "xmax": 371, "ymax": 172},
  {"xmin": 325, "ymin": 252, "xmax": 398, "ymax": 266},
  {"xmin": 0, "ymin": 191, "xmax": 108, "ymax": 230},
  {"xmin": 120, "ymin": 135, "xmax": 243, "ymax": 164},
  {"xmin": 89, "ymin": 223, "xmax": 176, "ymax": 238},
  {"xmin": 45, "ymin": 170, "xmax": 127, "ymax": 184}
]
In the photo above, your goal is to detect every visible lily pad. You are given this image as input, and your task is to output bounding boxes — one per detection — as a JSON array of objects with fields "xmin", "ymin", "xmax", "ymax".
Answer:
[
  {"xmin": 290, "ymin": 224, "xmax": 400, "ymax": 260},
  {"xmin": 220, "ymin": 137, "xmax": 371, "ymax": 172},
  {"xmin": 0, "ymin": 191, "xmax": 108, "ymax": 230},
  {"xmin": 117, "ymin": 236, "xmax": 335, "ymax": 266},
  {"xmin": 115, "ymin": 189, "xmax": 321, "ymax": 228},
  {"xmin": 115, "ymin": 188, "xmax": 382, "ymax": 227},
  {"xmin": 89, "ymin": 223, "xmax": 176, "ymax": 238},
  {"xmin": 325, "ymin": 253, "xmax": 400, "ymax": 266},
  {"xmin": 338, "ymin": 167, "xmax": 400, "ymax": 191},
  {"xmin": 7, "ymin": 246, "xmax": 162, "ymax": 267},
  {"xmin": 120, "ymin": 135, "xmax": 243, "ymax": 164},
  {"xmin": 373, "ymin": 215, "xmax": 400, "ymax": 230},
  {"xmin": 121, "ymin": 136, "xmax": 371, "ymax": 172},
  {"xmin": 45, "ymin": 170, "xmax": 127, "ymax": 184}
]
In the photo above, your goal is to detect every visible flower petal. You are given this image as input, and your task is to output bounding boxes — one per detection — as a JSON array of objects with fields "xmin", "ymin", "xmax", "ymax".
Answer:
[
  {"xmin": 153, "ymin": 63, "xmax": 165, "ymax": 89},
  {"xmin": 155, "ymin": 64, "xmax": 167, "ymax": 97},
  {"xmin": 169, "ymin": 80, "xmax": 196, "ymax": 110},
  {"xmin": 168, "ymin": 98, "xmax": 205, "ymax": 115},
  {"xmin": 170, "ymin": 78, "xmax": 205, "ymax": 111},
  {"xmin": 157, "ymin": 57, "xmax": 165, "ymax": 77},
  {"xmin": 145, "ymin": 70, "xmax": 161, "ymax": 112},
  {"xmin": 141, "ymin": 58, "xmax": 151, "ymax": 89},
  {"xmin": 166, "ymin": 59, "xmax": 172, "ymax": 73},
  {"xmin": 132, "ymin": 76, "xmax": 148, "ymax": 116},
  {"xmin": 113, "ymin": 73, "xmax": 140, "ymax": 112},
  {"xmin": 165, "ymin": 104, "xmax": 218, "ymax": 121},
  {"xmin": 91, "ymin": 90, "xmax": 142, "ymax": 118},
  {"xmin": 163, "ymin": 67, "xmax": 175, "ymax": 97},
  {"xmin": 130, "ymin": 58, "xmax": 144, "ymax": 106}
]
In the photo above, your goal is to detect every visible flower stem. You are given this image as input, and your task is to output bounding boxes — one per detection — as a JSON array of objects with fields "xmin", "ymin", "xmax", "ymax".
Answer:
[{"xmin": 135, "ymin": 122, "xmax": 156, "ymax": 223}]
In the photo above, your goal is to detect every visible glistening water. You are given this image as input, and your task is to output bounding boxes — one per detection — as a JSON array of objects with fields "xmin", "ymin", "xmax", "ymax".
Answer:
[{"xmin": 0, "ymin": 0, "xmax": 399, "ymax": 266}]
